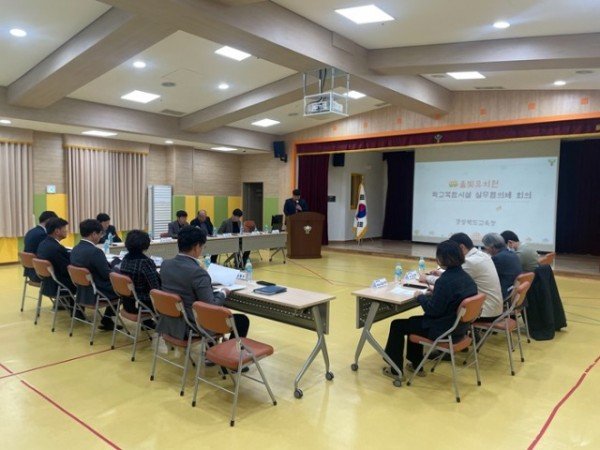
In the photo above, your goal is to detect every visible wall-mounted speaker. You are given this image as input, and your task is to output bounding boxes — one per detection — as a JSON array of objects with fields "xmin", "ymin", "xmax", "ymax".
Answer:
[
  {"xmin": 273, "ymin": 141, "xmax": 287, "ymax": 162},
  {"xmin": 332, "ymin": 153, "xmax": 345, "ymax": 167}
]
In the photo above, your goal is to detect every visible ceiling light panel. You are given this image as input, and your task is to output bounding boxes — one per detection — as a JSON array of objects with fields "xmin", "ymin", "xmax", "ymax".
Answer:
[
  {"xmin": 346, "ymin": 90, "xmax": 366, "ymax": 99},
  {"xmin": 121, "ymin": 90, "xmax": 160, "ymax": 103},
  {"xmin": 211, "ymin": 146, "xmax": 237, "ymax": 152},
  {"xmin": 251, "ymin": 118, "xmax": 280, "ymax": 127},
  {"xmin": 9, "ymin": 28, "xmax": 27, "ymax": 37},
  {"xmin": 447, "ymin": 71, "xmax": 486, "ymax": 80},
  {"xmin": 214, "ymin": 46, "xmax": 251, "ymax": 61},
  {"xmin": 335, "ymin": 5, "xmax": 394, "ymax": 24},
  {"xmin": 493, "ymin": 21, "xmax": 510, "ymax": 29},
  {"xmin": 82, "ymin": 130, "xmax": 117, "ymax": 137}
]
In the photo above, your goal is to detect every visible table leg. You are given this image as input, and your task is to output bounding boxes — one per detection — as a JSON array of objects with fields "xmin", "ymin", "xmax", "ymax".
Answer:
[
  {"xmin": 293, "ymin": 305, "xmax": 332, "ymax": 398},
  {"xmin": 351, "ymin": 300, "xmax": 403, "ymax": 387}
]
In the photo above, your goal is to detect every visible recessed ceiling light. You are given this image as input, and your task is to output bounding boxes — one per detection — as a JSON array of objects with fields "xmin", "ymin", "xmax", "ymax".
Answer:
[
  {"xmin": 335, "ymin": 5, "xmax": 394, "ymax": 24},
  {"xmin": 121, "ymin": 90, "xmax": 160, "ymax": 103},
  {"xmin": 251, "ymin": 118, "xmax": 280, "ymax": 128},
  {"xmin": 215, "ymin": 46, "xmax": 251, "ymax": 61},
  {"xmin": 345, "ymin": 90, "xmax": 366, "ymax": 99},
  {"xmin": 9, "ymin": 28, "xmax": 27, "ymax": 37},
  {"xmin": 211, "ymin": 146, "xmax": 237, "ymax": 152},
  {"xmin": 553, "ymin": 80, "xmax": 566, "ymax": 86},
  {"xmin": 0, "ymin": 119, "xmax": 12, "ymax": 125},
  {"xmin": 447, "ymin": 71, "xmax": 486, "ymax": 80},
  {"xmin": 493, "ymin": 21, "xmax": 510, "ymax": 29},
  {"xmin": 165, "ymin": 140, "xmax": 174, "ymax": 144},
  {"xmin": 133, "ymin": 60, "xmax": 146, "ymax": 69},
  {"xmin": 218, "ymin": 83, "xmax": 230, "ymax": 90},
  {"xmin": 81, "ymin": 130, "xmax": 117, "ymax": 137}
]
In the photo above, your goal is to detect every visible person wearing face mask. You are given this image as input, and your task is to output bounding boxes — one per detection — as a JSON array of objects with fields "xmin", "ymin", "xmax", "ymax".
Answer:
[
  {"xmin": 382, "ymin": 240, "xmax": 477, "ymax": 380},
  {"xmin": 500, "ymin": 230, "xmax": 539, "ymax": 272}
]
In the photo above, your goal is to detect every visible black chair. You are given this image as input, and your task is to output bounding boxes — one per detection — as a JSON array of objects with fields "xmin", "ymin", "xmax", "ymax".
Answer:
[{"xmin": 271, "ymin": 214, "xmax": 283, "ymax": 231}]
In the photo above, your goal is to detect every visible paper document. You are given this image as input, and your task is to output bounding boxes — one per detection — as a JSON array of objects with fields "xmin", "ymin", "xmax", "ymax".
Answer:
[
  {"xmin": 207, "ymin": 264, "xmax": 241, "ymax": 287},
  {"xmin": 390, "ymin": 286, "xmax": 418, "ymax": 297}
]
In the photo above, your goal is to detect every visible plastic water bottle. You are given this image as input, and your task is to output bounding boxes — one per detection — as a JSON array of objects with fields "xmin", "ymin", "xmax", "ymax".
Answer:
[
  {"xmin": 204, "ymin": 255, "xmax": 211, "ymax": 269},
  {"xmin": 263, "ymin": 225, "xmax": 270, "ymax": 233},
  {"xmin": 238, "ymin": 223, "xmax": 243, "ymax": 235},
  {"xmin": 107, "ymin": 232, "xmax": 114, "ymax": 245},
  {"xmin": 103, "ymin": 240, "xmax": 110, "ymax": 254},
  {"xmin": 418, "ymin": 257, "xmax": 426, "ymax": 274},
  {"xmin": 245, "ymin": 259, "xmax": 253, "ymax": 282},
  {"xmin": 394, "ymin": 262, "xmax": 403, "ymax": 283}
]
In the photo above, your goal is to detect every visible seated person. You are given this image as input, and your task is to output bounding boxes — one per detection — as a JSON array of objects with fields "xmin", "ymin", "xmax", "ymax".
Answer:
[
  {"xmin": 500, "ymin": 230, "xmax": 539, "ymax": 272},
  {"xmin": 167, "ymin": 210, "xmax": 189, "ymax": 238},
  {"xmin": 23, "ymin": 210, "xmax": 58, "ymax": 282},
  {"xmin": 36, "ymin": 217, "xmax": 76, "ymax": 296},
  {"xmin": 158, "ymin": 226, "xmax": 249, "ymax": 341},
  {"xmin": 97, "ymin": 213, "xmax": 122, "ymax": 244},
  {"xmin": 218, "ymin": 209, "xmax": 250, "ymax": 266},
  {"xmin": 190, "ymin": 209, "xmax": 217, "ymax": 263},
  {"xmin": 118, "ymin": 230, "xmax": 160, "ymax": 317},
  {"xmin": 482, "ymin": 232, "xmax": 522, "ymax": 300},
  {"xmin": 383, "ymin": 240, "xmax": 477, "ymax": 378},
  {"xmin": 70, "ymin": 219, "xmax": 119, "ymax": 331},
  {"xmin": 421, "ymin": 233, "xmax": 503, "ymax": 321}
]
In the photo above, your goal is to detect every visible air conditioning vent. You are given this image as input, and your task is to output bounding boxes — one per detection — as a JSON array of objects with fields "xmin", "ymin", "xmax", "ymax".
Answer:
[{"xmin": 160, "ymin": 109, "xmax": 186, "ymax": 116}]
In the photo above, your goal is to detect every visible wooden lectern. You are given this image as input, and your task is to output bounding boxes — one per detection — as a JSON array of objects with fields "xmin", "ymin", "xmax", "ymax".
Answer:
[{"xmin": 286, "ymin": 212, "xmax": 325, "ymax": 259}]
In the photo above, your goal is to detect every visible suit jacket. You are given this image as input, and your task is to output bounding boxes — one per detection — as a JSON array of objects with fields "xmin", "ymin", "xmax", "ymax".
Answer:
[
  {"xmin": 525, "ymin": 264, "xmax": 567, "ymax": 340},
  {"xmin": 190, "ymin": 217, "xmax": 214, "ymax": 236},
  {"xmin": 167, "ymin": 220, "xmax": 188, "ymax": 238},
  {"xmin": 36, "ymin": 236, "xmax": 75, "ymax": 297},
  {"xmin": 284, "ymin": 198, "xmax": 308, "ymax": 216},
  {"xmin": 23, "ymin": 225, "xmax": 46, "ymax": 280},
  {"xmin": 118, "ymin": 253, "xmax": 160, "ymax": 313},
  {"xmin": 218, "ymin": 218, "xmax": 241, "ymax": 234},
  {"xmin": 157, "ymin": 254, "xmax": 226, "ymax": 339},
  {"xmin": 70, "ymin": 240, "xmax": 117, "ymax": 304},
  {"xmin": 98, "ymin": 225, "xmax": 122, "ymax": 244},
  {"xmin": 417, "ymin": 266, "xmax": 477, "ymax": 340},
  {"xmin": 491, "ymin": 248, "xmax": 523, "ymax": 299}
]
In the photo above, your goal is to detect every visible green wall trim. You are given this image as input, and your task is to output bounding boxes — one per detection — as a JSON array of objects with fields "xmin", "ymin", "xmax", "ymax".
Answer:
[
  {"xmin": 172, "ymin": 196, "xmax": 186, "ymax": 220},
  {"xmin": 33, "ymin": 194, "xmax": 47, "ymax": 220},
  {"xmin": 214, "ymin": 196, "xmax": 228, "ymax": 228},
  {"xmin": 263, "ymin": 197, "xmax": 280, "ymax": 230}
]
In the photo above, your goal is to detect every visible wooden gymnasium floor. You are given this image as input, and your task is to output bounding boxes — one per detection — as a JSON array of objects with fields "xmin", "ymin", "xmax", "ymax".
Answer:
[{"xmin": 0, "ymin": 250, "xmax": 598, "ymax": 449}]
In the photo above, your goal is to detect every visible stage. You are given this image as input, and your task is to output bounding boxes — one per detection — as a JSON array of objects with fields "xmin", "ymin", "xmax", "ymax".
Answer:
[{"xmin": 326, "ymin": 239, "xmax": 600, "ymax": 279}]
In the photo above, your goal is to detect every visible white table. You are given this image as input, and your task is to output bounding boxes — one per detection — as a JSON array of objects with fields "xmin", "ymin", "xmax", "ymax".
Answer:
[
  {"xmin": 227, "ymin": 281, "xmax": 334, "ymax": 398},
  {"xmin": 351, "ymin": 284, "xmax": 424, "ymax": 386},
  {"xmin": 240, "ymin": 232, "xmax": 287, "ymax": 263}
]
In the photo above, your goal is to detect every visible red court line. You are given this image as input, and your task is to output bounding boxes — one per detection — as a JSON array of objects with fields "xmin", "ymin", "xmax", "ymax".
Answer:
[
  {"xmin": 0, "ymin": 362, "xmax": 14, "ymax": 374},
  {"xmin": 20, "ymin": 380, "xmax": 122, "ymax": 450},
  {"xmin": 287, "ymin": 259, "xmax": 336, "ymax": 285},
  {"xmin": 0, "ymin": 341, "xmax": 139, "ymax": 381},
  {"xmin": 528, "ymin": 354, "xmax": 600, "ymax": 449}
]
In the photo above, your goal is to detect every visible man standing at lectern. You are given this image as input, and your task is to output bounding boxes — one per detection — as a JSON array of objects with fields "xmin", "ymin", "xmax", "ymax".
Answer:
[{"xmin": 284, "ymin": 189, "xmax": 308, "ymax": 217}]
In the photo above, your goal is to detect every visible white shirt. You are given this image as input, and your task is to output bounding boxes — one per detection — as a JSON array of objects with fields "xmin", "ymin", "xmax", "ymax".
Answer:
[{"xmin": 462, "ymin": 248, "xmax": 503, "ymax": 317}]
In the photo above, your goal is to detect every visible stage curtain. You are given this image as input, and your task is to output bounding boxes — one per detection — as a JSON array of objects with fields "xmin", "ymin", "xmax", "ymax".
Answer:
[
  {"xmin": 298, "ymin": 154, "xmax": 329, "ymax": 245},
  {"xmin": 296, "ymin": 117, "xmax": 600, "ymax": 154},
  {"xmin": 0, "ymin": 141, "xmax": 33, "ymax": 236},
  {"xmin": 382, "ymin": 151, "xmax": 414, "ymax": 241},
  {"xmin": 556, "ymin": 139, "xmax": 600, "ymax": 255}
]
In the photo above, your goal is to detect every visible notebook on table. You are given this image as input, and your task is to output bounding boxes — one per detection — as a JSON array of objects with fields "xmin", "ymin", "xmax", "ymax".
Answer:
[{"xmin": 253, "ymin": 285, "xmax": 287, "ymax": 295}]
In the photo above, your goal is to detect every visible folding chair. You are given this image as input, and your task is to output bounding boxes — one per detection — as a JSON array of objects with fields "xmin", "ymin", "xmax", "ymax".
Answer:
[
  {"xmin": 149, "ymin": 289, "xmax": 201, "ymax": 396},
  {"xmin": 513, "ymin": 272, "xmax": 535, "ymax": 343},
  {"xmin": 190, "ymin": 301, "xmax": 276, "ymax": 426},
  {"xmin": 471, "ymin": 281, "xmax": 531, "ymax": 376},
  {"xmin": 67, "ymin": 265, "xmax": 123, "ymax": 346},
  {"xmin": 538, "ymin": 252, "xmax": 555, "ymax": 266},
  {"xmin": 407, "ymin": 293, "xmax": 486, "ymax": 403},
  {"xmin": 32, "ymin": 258, "xmax": 76, "ymax": 332},
  {"xmin": 18, "ymin": 251, "xmax": 42, "ymax": 313},
  {"xmin": 109, "ymin": 272, "xmax": 156, "ymax": 361}
]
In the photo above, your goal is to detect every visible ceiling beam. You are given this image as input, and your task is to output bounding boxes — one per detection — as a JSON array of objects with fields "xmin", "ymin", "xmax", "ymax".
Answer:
[
  {"xmin": 368, "ymin": 33, "xmax": 600, "ymax": 75},
  {"xmin": 0, "ymin": 87, "xmax": 275, "ymax": 151},
  {"xmin": 7, "ymin": 8, "xmax": 175, "ymax": 108},
  {"xmin": 99, "ymin": 0, "xmax": 453, "ymax": 116}
]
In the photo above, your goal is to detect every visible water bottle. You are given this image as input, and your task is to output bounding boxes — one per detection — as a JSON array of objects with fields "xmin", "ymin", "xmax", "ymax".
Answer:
[
  {"xmin": 394, "ymin": 262, "xmax": 403, "ymax": 283},
  {"xmin": 204, "ymin": 255, "xmax": 211, "ymax": 269},
  {"xmin": 103, "ymin": 240, "xmax": 110, "ymax": 255},
  {"xmin": 238, "ymin": 222, "xmax": 243, "ymax": 235},
  {"xmin": 418, "ymin": 257, "xmax": 426, "ymax": 274},
  {"xmin": 245, "ymin": 259, "xmax": 253, "ymax": 282},
  {"xmin": 107, "ymin": 232, "xmax": 114, "ymax": 245},
  {"xmin": 263, "ymin": 225, "xmax": 270, "ymax": 233}
]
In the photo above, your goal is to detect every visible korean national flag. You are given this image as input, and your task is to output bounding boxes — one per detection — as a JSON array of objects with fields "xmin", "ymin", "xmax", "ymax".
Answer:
[{"xmin": 353, "ymin": 182, "xmax": 368, "ymax": 240}]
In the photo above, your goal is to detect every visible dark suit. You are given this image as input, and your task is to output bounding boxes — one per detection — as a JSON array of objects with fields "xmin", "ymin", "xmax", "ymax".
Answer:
[
  {"xmin": 98, "ymin": 225, "xmax": 122, "ymax": 244},
  {"xmin": 218, "ymin": 219, "xmax": 249, "ymax": 266},
  {"xmin": 70, "ymin": 240, "xmax": 117, "ymax": 304},
  {"xmin": 284, "ymin": 198, "xmax": 308, "ymax": 216},
  {"xmin": 23, "ymin": 225, "xmax": 46, "ymax": 280},
  {"xmin": 167, "ymin": 220, "xmax": 188, "ymax": 238},
  {"xmin": 36, "ymin": 236, "xmax": 75, "ymax": 297},
  {"xmin": 491, "ymin": 248, "xmax": 522, "ymax": 299},
  {"xmin": 190, "ymin": 217, "xmax": 214, "ymax": 236},
  {"xmin": 384, "ymin": 266, "xmax": 477, "ymax": 372},
  {"xmin": 158, "ymin": 254, "xmax": 249, "ymax": 340}
]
